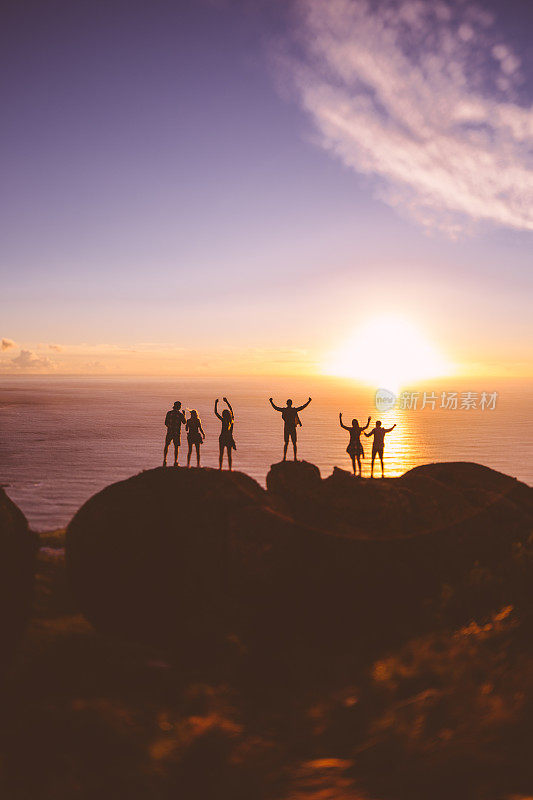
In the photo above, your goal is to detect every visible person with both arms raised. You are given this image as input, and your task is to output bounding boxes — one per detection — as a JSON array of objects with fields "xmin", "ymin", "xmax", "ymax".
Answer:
[{"xmin": 269, "ymin": 395, "xmax": 312, "ymax": 462}]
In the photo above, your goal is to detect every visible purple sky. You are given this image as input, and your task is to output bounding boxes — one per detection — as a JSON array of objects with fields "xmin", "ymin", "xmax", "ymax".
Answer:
[{"xmin": 1, "ymin": 0, "xmax": 532, "ymax": 376}]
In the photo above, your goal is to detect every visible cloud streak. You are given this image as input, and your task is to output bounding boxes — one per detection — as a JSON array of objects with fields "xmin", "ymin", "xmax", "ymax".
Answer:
[
  {"xmin": 284, "ymin": 0, "xmax": 533, "ymax": 233},
  {"xmin": 1, "ymin": 338, "xmax": 16, "ymax": 351}
]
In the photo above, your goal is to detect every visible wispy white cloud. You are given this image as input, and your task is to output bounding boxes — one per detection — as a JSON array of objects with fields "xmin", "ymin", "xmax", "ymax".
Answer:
[
  {"xmin": 48, "ymin": 343, "xmax": 63, "ymax": 352},
  {"xmin": 283, "ymin": 0, "xmax": 533, "ymax": 233}
]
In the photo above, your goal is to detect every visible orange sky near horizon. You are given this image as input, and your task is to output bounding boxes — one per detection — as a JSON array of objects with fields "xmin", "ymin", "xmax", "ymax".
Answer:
[{"xmin": 1, "ymin": 317, "xmax": 531, "ymax": 382}]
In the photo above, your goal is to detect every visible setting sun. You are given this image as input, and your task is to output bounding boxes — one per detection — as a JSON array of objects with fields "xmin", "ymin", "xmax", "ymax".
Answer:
[{"xmin": 324, "ymin": 316, "xmax": 451, "ymax": 391}]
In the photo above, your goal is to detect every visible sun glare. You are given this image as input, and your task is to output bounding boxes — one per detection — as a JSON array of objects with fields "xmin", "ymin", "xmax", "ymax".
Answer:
[{"xmin": 324, "ymin": 316, "xmax": 451, "ymax": 392}]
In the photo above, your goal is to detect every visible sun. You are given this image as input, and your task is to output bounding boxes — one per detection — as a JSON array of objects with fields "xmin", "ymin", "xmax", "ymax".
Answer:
[{"xmin": 324, "ymin": 315, "xmax": 451, "ymax": 392}]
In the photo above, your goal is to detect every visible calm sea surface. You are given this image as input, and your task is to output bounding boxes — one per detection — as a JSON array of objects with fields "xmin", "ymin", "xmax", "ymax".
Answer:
[{"xmin": 1, "ymin": 375, "xmax": 532, "ymax": 531}]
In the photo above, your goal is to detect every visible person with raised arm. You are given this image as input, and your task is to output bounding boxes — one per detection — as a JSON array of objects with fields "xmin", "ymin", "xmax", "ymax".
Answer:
[
  {"xmin": 185, "ymin": 409, "xmax": 205, "ymax": 468},
  {"xmin": 214, "ymin": 396, "xmax": 236, "ymax": 470},
  {"xmin": 339, "ymin": 413, "xmax": 371, "ymax": 477},
  {"xmin": 364, "ymin": 420, "xmax": 396, "ymax": 478},
  {"xmin": 269, "ymin": 396, "xmax": 312, "ymax": 462}
]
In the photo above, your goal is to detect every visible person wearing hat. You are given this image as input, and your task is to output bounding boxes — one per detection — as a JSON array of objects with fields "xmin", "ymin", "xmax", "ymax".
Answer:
[{"xmin": 163, "ymin": 401, "xmax": 187, "ymax": 466}]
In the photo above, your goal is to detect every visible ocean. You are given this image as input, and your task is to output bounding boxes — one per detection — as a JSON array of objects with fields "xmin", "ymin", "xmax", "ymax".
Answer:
[{"xmin": 1, "ymin": 375, "xmax": 531, "ymax": 531}]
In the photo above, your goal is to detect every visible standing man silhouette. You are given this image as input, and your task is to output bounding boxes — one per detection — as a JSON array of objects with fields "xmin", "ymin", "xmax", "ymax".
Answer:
[
  {"xmin": 269, "ymin": 396, "xmax": 312, "ymax": 462},
  {"xmin": 364, "ymin": 420, "xmax": 396, "ymax": 478},
  {"xmin": 163, "ymin": 401, "xmax": 187, "ymax": 466}
]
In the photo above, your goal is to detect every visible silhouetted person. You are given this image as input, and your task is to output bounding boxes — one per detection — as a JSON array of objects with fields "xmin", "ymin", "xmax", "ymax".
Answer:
[
  {"xmin": 339, "ymin": 413, "xmax": 371, "ymax": 476},
  {"xmin": 364, "ymin": 420, "xmax": 396, "ymax": 478},
  {"xmin": 186, "ymin": 410, "xmax": 205, "ymax": 468},
  {"xmin": 214, "ymin": 396, "xmax": 236, "ymax": 470},
  {"xmin": 269, "ymin": 396, "xmax": 312, "ymax": 461},
  {"xmin": 163, "ymin": 401, "xmax": 187, "ymax": 466}
]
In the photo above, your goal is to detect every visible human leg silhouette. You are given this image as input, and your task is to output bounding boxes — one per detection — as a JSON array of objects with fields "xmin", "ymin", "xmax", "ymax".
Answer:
[
  {"xmin": 285, "ymin": 429, "xmax": 297, "ymax": 461},
  {"xmin": 163, "ymin": 433, "xmax": 171, "ymax": 466},
  {"xmin": 195, "ymin": 442, "xmax": 200, "ymax": 467},
  {"xmin": 187, "ymin": 442, "xmax": 193, "ymax": 468},
  {"xmin": 173, "ymin": 442, "xmax": 179, "ymax": 466}
]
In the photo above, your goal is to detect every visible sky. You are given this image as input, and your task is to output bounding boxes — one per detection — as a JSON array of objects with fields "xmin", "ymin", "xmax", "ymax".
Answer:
[{"xmin": 1, "ymin": 0, "xmax": 532, "ymax": 378}]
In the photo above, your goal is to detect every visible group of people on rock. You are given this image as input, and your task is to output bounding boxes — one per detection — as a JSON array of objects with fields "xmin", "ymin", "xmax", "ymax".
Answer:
[
  {"xmin": 163, "ymin": 398, "xmax": 236, "ymax": 470},
  {"xmin": 163, "ymin": 395, "xmax": 397, "ymax": 477}
]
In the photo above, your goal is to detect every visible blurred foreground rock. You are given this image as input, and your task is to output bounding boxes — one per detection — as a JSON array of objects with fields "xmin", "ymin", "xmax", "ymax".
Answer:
[{"xmin": 0, "ymin": 488, "xmax": 36, "ymax": 668}]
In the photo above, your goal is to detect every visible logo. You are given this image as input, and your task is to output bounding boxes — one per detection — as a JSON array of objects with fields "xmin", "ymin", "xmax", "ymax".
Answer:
[{"xmin": 375, "ymin": 388, "xmax": 396, "ymax": 412}]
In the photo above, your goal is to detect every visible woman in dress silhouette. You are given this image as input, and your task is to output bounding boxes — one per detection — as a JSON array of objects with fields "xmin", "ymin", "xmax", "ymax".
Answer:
[
  {"xmin": 214, "ymin": 396, "xmax": 236, "ymax": 470},
  {"xmin": 339, "ymin": 413, "xmax": 371, "ymax": 476},
  {"xmin": 186, "ymin": 409, "xmax": 205, "ymax": 468}
]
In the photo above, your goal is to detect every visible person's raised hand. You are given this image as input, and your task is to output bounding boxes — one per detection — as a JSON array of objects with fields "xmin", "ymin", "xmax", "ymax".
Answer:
[{"xmin": 223, "ymin": 396, "xmax": 228, "ymax": 403}]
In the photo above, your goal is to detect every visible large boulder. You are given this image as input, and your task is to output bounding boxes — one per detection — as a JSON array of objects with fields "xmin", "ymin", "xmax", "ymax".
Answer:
[
  {"xmin": 66, "ymin": 464, "xmax": 533, "ymax": 673},
  {"xmin": 268, "ymin": 460, "xmax": 533, "ymax": 541},
  {"xmin": 66, "ymin": 468, "xmax": 279, "ymax": 665},
  {"xmin": 317, "ymin": 466, "xmax": 474, "ymax": 538},
  {"xmin": 400, "ymin": 461, "xmax": 533, "ymax": 523},
  {"xmin": 266, "ymin": 460, "xmax": 325, "ymax": 532},
  {"xmin": 267, "ymin": 460, "xmax": 321, "ymax": 501},
  {"xmin": 66, "ymin": 466, "xmax": 398, "ymax": 664},
  {"xmin": 0, "ymin": 488, "xmax": 36, "ymax": 668}
]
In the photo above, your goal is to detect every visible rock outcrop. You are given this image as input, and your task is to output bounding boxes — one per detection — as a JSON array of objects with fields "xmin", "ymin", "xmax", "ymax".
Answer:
[
  {"xmin": 67, "ymin": 468, "xmax": 273, "ymax": 664},
  {"xmin": 266, "ymin": 460, "xmax": 533, "ymax": 540},
  {"xmin": 0, "ymin": 488, "xmax": 36, "ymax": 667},
  {"xmin": 66, "ymin": 462, "xmax": 533, "ymax": 670},
  {"xmin": 266, "ymin": 459, "xmax": 322, "ymax": 514}
]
